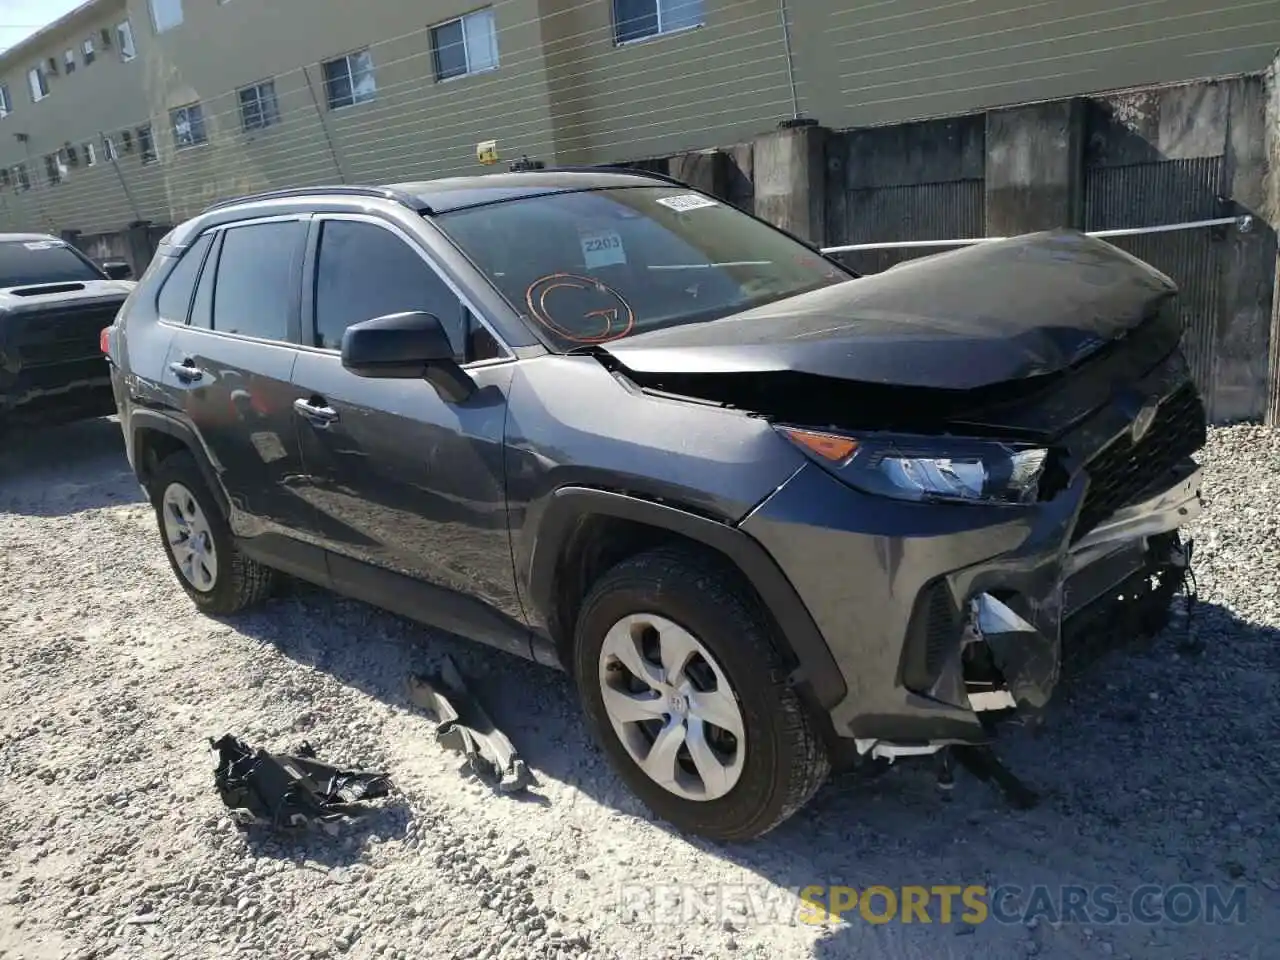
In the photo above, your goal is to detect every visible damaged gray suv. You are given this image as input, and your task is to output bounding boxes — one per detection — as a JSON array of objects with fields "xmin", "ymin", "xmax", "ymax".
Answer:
[{"xmin": 104, "ymin": 169, "xmax": 1205, "ymax": 841}]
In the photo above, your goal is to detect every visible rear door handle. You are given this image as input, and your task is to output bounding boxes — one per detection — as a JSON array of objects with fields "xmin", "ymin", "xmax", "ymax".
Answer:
[
  {"xmin": 293, "ymin": 397, "xmax": 339, "ymax": 426},
  {"xmin": 168, "ymin": 360, "xmax": 203, "ymax": 383}
]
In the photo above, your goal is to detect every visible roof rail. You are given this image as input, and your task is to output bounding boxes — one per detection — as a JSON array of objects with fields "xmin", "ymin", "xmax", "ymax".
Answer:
[
  {"xmin": 201, "ymin": 184, "xmax": 425, "ymax": 215},
  {"xmin": 526, "ymin": 165, "xmax": 695, "ymax": 190}
]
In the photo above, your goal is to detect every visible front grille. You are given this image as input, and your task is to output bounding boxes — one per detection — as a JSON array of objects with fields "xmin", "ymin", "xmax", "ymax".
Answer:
[
  {"xmin": 13, "ymin": 304, "xmax": 118, "ymax": 367},
  {"xmin": 1073, "ymin": 383, "xmax": 1206, "ymax": 540}
]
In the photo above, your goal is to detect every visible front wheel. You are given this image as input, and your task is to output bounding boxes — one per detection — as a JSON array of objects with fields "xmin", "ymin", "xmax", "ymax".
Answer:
[{"xmin": 573, "ymin": 546, "xmax": 830, "ymax": 842}]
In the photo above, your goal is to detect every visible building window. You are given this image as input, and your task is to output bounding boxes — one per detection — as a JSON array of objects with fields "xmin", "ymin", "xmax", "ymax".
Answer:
[
  {"xmin": 65, "ymin": 49, "xmax": 77, "ymax": 73},
  {"xmin": 149, "ymin": 0, "xmax": 183, "ymax": 33},
  {"xmin": 0, "ymin": 169, "xmax": 8, "ymax": 189},
  {"xmin": 322, "ymin": 50, "xmax": 376, "ymax": 109},
  {"xmin": 613, "ymin": 0, "xmax": 703, "ymax": 44},
  {"xmin": 44, "ymin": 154, "xmax": 64, "ymax": 185},
  {"xmin": 83, "ymin": 38, "xmax": 96, "ymax": 65},
  {"xmin": 14, "ymin": 164, "xmax": 29, "ymax": 191},
  {"xmin": 431, "ymin": 8, "xmax": 499, "ymax": 82},
  {"xmin": 0, "ymin": 85, "xmax": 11, "ymax": 118},
  {"xmin": 83, "ymin": 142, "xmax": 97, "ymax": 166},
  {"xmin": 137, "ymin": 124, "xmax": 157, "ymax": 163},
  {"xmin": 102, "ymin": 135, "xmax": 117, "ymax": 161},
  {"xmin": 27, "ymin": 66, "xmax": 49, "ymax": 103},
  {"xmin": 117, "ymin": 21, "xmax": 136, "ymax": 61},
  {"xmin": 170, "ymin": 103, "xmax": 207, "ymax": 149},
  {"xmin": 238, "ymin": 80, "xmax": 279, "ymax": 132}
]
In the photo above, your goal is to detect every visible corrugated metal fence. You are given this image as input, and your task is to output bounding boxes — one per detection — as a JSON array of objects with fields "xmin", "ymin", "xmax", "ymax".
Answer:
[{"xmin": 1083, "ymin": 156, "xmax": 1227, "ymax": 408}]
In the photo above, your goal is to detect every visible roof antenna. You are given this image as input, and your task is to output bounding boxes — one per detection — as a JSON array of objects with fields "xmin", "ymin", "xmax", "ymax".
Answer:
[{"xmin": 508, "ymin": 155, "xmax": 544, "ymax": 172}]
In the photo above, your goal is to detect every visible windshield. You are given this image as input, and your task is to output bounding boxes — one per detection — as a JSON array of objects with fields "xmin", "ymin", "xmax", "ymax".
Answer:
[
  {"xmin": 0, "ymin": 239, "xmax": 104, "ymax": 287},
  {"xmin": 437, "ymin": 186, "xmax": 851, "ymax": 350}
]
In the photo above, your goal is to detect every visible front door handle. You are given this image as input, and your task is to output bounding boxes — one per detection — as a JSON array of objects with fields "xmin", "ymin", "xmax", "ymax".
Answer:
[
  {"xmin": 168, "ymin": 360, "xmax": 203, "ymax": 383},
  {"xmin": 293, "ymin": 397, "xmax": 339, "ymax": 426}
]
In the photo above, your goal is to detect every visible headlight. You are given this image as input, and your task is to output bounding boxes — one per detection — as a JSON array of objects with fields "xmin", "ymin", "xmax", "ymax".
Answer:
[{"xmin": 776, "ymin": 426, "xmax": 1048, "ymax": 505}]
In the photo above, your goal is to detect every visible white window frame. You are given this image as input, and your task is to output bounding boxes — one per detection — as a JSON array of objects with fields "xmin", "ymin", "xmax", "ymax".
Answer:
[
  {"xmin": 0, "ymin": 85, "xmax": 11, "ymax": 118},
  {"xmin": 27, "ymin": 66, "xmax": 49, "ymax": 103},
  {"xmin": 613, "ymin": 0, "xmax": 704, "ymax": 45},
  {"xmin": 238, "ymin": 79, "xmax": 280, "ymax": 132},
  {"xmin": 102, "ymin": 135, "xmax": 117, "ymax": 161},
  {"xmin": 170, "ymin": 102, "xmax": 207, "ymax": 150},
  {"xmin": 117, "ymin": 21, "xmax": 136, "ymax": 61},
  {"xmin": 82, "ymin": 142, "xmax": 96, "ymax": 166},
  {"xmin": 65, "ymin": 49, "xmax": 77, "ymax": 73},
  {"xmin": 137, "ymin": 125, "xmax": 157, "ymax": 164},
  {"xmin": 322, "ymin": 50, "xmax": 377, "ymax": 110},
  {"xmin": 45, "ymin": 153, "xmax": 66, "ymax": 185},
  {"xmin": 14, "ymin": 163, "xmax": 29, "ymax": 191},
  {"xmin": 149, "ymin": 0, "xmax": 184, "ymax": 34},
  {"xmin": 430, "ymin": 8, "xmax": 500, "ymax": 82}
]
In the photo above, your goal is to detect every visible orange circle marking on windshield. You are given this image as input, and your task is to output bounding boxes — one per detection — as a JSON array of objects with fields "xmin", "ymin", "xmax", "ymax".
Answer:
[{"xmin": 525, "ymin": 273, "xmax": 635, "ymax": 344}]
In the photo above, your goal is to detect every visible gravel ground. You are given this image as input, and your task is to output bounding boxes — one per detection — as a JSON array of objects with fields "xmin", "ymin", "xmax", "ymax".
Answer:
[{"xmin": 0, "ymin": 417, "xmax": 1276, "ymax": 960}]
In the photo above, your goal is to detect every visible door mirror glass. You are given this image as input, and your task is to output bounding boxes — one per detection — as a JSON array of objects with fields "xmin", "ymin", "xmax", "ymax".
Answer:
[
  {"xmin": 102, "ymin": 260, "xmax": 133, "ymax": 280},
  {"xmin": 341, "ymin": 311, "xmax": 456, "ymax": 379}
]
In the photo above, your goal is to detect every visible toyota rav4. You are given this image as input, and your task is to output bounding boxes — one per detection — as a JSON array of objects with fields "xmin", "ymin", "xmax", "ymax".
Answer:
[{"xmin": 104, "ymin": 169, "xmax": 1205, "ymax": 841}]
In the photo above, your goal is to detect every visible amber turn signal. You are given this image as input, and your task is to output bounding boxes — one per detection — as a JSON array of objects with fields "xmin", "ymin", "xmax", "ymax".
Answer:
[{"xmin": 778, "ymin": 427, "xmax": 859, "ymax": 462}]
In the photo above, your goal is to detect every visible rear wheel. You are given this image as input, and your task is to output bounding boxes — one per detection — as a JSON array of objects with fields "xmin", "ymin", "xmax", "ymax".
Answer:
[
  {"xmin": 573, "ymin": 546, "xmax": 830, "ymax": 842},
  {"xmin": 148, "ymin": 452, "xmax": 275, "ymax": 614}
]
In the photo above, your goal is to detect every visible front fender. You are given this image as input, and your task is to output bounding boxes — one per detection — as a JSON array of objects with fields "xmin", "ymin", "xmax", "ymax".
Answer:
[{"xmin": 524, "ymin": 486, "xmax": 847, "ymax": 710}]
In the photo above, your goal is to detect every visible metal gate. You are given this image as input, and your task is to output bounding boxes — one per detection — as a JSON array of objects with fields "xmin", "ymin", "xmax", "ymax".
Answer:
[{"xmin": 1083, "ymin": 157, "xmax": 1225, "ymax": 405}]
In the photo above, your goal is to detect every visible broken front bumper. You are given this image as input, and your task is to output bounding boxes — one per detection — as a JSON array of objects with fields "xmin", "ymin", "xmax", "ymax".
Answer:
[{"xmin": 739, "ymin": 455, "xmax": 1203, "ymax": 749}]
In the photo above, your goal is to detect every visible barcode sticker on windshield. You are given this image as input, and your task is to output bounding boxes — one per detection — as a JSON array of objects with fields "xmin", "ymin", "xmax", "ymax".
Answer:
[
  {"xmin": 580, "ymin": 230, "xmax": 626, "ymax": 268},
  {"xmin": 656, "ymin": 194, "xmax": 718, "ymax": 213}
]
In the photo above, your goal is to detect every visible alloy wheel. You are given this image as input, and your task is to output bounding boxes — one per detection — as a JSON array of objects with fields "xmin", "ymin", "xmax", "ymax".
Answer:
[{"xmin": 597, "ymin": 613, "xmax": 746, "ymax": 801}]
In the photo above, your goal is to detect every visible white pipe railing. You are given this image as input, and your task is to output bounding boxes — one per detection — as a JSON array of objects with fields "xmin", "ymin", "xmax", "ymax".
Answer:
[{"xmin": 819, "ymin": 214, "xmax": 1253, "ymax": 255}]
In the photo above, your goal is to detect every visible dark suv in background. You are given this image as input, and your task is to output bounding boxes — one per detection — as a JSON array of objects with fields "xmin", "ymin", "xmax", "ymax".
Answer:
[
  {"xmin": 104, "ymin": 170, "xmax": 1205, "ymax": 841},
  {"xmin": 0, "ymin": 234, "xmax": 133, "ymax": 430}
]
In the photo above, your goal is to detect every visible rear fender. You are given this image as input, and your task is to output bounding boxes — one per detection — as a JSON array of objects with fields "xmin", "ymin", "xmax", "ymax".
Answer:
[{"xmin": 129, "ymin": 408, "xmax": 230, "ymax": 519}]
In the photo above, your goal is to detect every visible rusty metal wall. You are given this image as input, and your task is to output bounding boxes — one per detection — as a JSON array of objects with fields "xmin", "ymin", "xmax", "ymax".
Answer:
[
  {"xmin": 830, "ymin": 180, "xmax": 986, "ymax": 276},
  {"xmin": 1083, "ymin": 157, "xmax": 1226, "ymax": 411},
  {"xmin": 823, "ymin": 116, "xmax": 987, "ymax": 276}
]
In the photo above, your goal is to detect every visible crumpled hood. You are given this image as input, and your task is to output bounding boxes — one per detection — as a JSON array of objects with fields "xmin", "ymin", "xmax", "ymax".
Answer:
[{"xmin": 601, "ymin": 230, "xmax": 1177, "ymax": 391}]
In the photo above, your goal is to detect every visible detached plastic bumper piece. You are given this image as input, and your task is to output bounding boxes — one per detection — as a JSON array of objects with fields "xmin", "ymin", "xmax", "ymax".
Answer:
[
  {"xmin": 408, "ymin": 655, "xmax": 535, "ymax": 794},
  {"xmin": 210, "ymin": 734, "xmax": 392, "ymax": 829}
]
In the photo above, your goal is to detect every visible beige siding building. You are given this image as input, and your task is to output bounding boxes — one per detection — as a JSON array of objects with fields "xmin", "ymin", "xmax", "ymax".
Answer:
[{"xmin": 0, "ymin": 0, "xmax": 1277, "ymax": 236}]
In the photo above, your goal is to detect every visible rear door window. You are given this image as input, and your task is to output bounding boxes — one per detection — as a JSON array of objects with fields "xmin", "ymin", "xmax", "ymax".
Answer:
[
  {"xmin": 156, "ymin": 233, "xmax": 214, "ymax": 324},
  {"xmin": 211, "ymin": 220, "xmax": 306, "ymax": 341},
  {"xmin": 188, "ymin": 232, "xmax": 221, "ymax": 329}
]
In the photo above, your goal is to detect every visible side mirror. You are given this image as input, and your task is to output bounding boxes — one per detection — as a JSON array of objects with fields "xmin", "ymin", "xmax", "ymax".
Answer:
[
  {"xmin": 103, "ymin": 260, "xmax": 133, "ymax": 280},
  {"xmin": 341, "ymin": 311, "xmax": 474, "ymax": 402}
]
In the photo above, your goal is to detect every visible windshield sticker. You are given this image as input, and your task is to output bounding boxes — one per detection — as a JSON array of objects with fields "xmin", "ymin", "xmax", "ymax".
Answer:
[
  {"xmin": 580, "ymin": 229, "xmax": 626, "ymax": 269},
  {"xmin": 525, "ymin": 273, "xmax": 635, "ymax": 344},
  {"xmin": 655, "ymin": 194, "xmax": 719, "ymax": 213},
  {"xmin": 23, "ymin": 241, "xmax": 62, "ymax": 250}
]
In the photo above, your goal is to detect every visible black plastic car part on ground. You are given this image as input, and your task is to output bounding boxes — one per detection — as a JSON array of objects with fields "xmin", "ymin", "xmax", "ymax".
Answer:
[
  {"xmin": 0, "ymin": 235, "xmax": 134, "ymax": 430},
  {"xmin": 106, "ymin": 169, "xmax": 1206, "ymax": 842}
]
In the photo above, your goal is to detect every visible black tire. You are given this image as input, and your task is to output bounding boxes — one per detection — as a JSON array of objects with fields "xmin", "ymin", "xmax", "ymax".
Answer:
[
  {"xmin": 147, "ymin": 451, "xmax": 275, "ymax": 615},
  {"xmin": 573, "ymin": 546, "xmax": 830, "ymax": 842}
]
